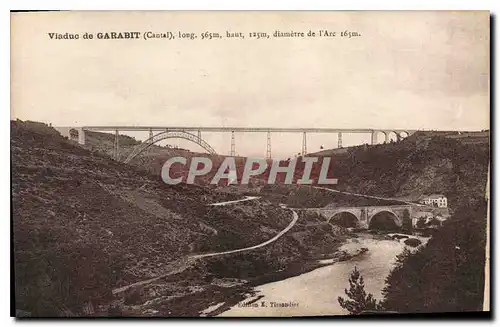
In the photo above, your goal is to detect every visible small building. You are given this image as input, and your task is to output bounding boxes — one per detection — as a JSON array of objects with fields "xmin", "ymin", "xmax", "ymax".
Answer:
[{"xmin": 419, "ymin": 194, "xmax": 448, "ymax": 208}]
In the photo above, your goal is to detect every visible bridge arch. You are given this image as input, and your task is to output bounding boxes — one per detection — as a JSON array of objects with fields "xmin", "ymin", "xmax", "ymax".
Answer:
[
  {"xmin": 329, "ymin": 211, "xmax": 360, "ymax": 228},
  {"xmin": 387, "ymin": 131, "xmax": 399, "ymax": 143},
  {"xmin": 123, "ymin": 130, "xmax": 217, "ymax": 163},
  {"xmin": 368, "ymin": 210, "xmax": 401, "ymax": 231},
  {"xmin": 372, "ymin": 130, "xmax": 387, "ymax": 144},
  {"xmin": 398, "ymin": 131, "xmax": 409, "ymax": 139}
]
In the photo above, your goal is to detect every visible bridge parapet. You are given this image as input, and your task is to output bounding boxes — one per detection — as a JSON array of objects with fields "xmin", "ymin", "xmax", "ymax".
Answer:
[{"xmin": 312, "ymin": 204, "xmax": 418, "ymax": 229}]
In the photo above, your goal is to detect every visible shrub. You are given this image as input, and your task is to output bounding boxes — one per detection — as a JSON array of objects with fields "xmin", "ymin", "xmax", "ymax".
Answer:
[{"xmin": 404, "ymin": 238, "xmax": 422, "ymax": 247}]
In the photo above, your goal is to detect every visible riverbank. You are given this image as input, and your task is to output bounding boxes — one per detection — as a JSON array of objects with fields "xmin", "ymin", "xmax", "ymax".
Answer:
[
  {"xmin": 201, "ymin": 242, "xmax": 371, "ymax": 317},
  {"xmin": 113, "ymin": 230, "xmax": 356, "ymax": 316},
  {"xmin": 112, "ymin": 231, "xmax": 428, "ymax": 317},
  {"xmin": 217, "ymin": 232, "xmax": 429, "ymax": 317}
]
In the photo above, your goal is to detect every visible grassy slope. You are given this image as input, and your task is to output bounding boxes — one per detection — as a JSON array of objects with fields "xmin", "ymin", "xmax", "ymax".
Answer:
[
  {"xmin": 11, "ymin": 121, "xmax": 293, "ymax": 315},
  {"xmin": 305, "ymin": 134, "xmax": 489, "ymax": 313},
  {"xmin": 308, "ymin": 134, "xmax": 489, "ymax": 207},
  {"xmin": 14, "ymin": 123, "xmax": 489, "ymax": 315},
  {"xmin": 316, "ymin": 133, "xmax": 490, "ymax": 312},
  {"xmin": 381, "ymin": 199, "xmax": 488, "ymax": 312},
  {"xmin": 254, "ymin": 134, "xmax": 488, "ymax": 209},
  {"xmin": 12, "ymin": 121, "xmax": 349, "ymax": 316}
]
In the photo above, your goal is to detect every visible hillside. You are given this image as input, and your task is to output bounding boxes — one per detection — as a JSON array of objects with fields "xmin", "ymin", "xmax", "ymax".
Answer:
[
  {"xmin": 11, "ymin": 121, "xmax": 281, "ymax": 315},
  {"xmin": 381, "ymin": 199, "xmax": 488, "ymax": 313},
  {"xmin": 250, "ymin": 134, "xmax": 489, "ymax": 210},
  {"xmin": 407, "ymin": 130, "xmax": 490, "ymax": 145},
  {"xmin": 313, "ymin": 132, "xmax": 489, "ymax": 313},
  {"xmin": 11, "ymin": 121, "xmax": 349, "ymax": 316},
  {"xmin": 316, "ymin": 134, "xmax": 489, "ymax": 209}
]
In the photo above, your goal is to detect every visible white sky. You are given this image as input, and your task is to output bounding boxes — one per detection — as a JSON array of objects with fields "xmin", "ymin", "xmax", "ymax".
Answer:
[{"xmin": 11, "ymin": 11, "xmax": 490, "ymax": 158}]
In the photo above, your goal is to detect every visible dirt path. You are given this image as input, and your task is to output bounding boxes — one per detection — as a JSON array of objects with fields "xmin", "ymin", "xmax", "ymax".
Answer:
[
  {"xmin": 191, "ymin": 209, "xmax": 298, "ymax": 259},
  {"xmin": 312, "ymin": 186, "xmax": 427, "ymax": 207},
  {"xmin": 208, "ymin": 196, "xmax": 260, "ymax": 206},
  {"xmin": 112, "ymin": 187, "xmax": 426, "ymax": 295},
  {"xmin": 112, "ymin": 200, "xmax": 297, "ymax": 295}
]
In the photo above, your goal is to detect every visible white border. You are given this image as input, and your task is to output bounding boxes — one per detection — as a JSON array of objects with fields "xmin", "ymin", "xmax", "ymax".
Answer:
[{"xmin": 2, "ymin": 1, "xmax": 499, "ymax": 10}]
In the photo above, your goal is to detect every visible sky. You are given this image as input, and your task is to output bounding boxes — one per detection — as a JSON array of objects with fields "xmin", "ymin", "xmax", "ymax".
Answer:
[{"xmin": 11, "ymin": 11, "xmax": 490, "ymax": 158}]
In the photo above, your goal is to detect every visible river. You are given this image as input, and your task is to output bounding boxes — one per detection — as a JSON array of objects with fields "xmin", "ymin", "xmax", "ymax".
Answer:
[{"xmin": 216, "ymin": 233, "xmax": 428, "ymax": 317}]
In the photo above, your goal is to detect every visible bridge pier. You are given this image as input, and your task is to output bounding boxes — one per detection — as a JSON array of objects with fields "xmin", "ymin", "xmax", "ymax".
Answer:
[
  {"xmin": 77, "ymin": 127, "xmax": 86, "ymax": 145},
  {"xmin": 338, "ymin": 132, "xmax": 342, "ymax": 148},
  {"xmin": 360, "ymin": 208, "xmax": 369, "ymax": 228},
  {"xmin": 359, "ymin": 220, "xmax": 369, "ymax": 229},
  {"xmin": 302, "ymin": 132, "xmax": 307, "ymax": 155},
  {"xmin": 230, "ymin": 131, "xmax": 235, "ymax": 156},
  {"xmin": 266, "ymin": 131, "xmax": 272, "ymax": 159},
  {"xmin": 371, "ymin": 131, "xmax": 377, "ymax": 145}
]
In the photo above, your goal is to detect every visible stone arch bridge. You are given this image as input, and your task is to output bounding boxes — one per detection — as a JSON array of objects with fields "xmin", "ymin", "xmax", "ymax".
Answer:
[{"xmin": 297, "ymin": 204, "xmax": 416, "ymax": 229}]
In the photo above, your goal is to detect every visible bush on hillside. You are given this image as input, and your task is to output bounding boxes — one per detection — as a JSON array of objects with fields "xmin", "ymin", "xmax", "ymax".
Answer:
[{"xmin": 381, "ymin": 200, "xmax": 487, "ymax": 313}]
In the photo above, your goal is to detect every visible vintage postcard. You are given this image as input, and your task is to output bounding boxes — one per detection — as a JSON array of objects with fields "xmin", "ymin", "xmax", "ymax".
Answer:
[{"xmin": 10, "ymin": 11, "xmax": 490, "ymax": 317}]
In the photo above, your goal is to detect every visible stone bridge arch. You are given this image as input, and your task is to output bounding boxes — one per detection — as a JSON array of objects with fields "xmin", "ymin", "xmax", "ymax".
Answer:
[
  {"xmin": 372, "ymin": 130, "xmax": 414, "ymax": 144},
  {"xmin": 398, "ymin": 131, "xmax": 410, "ymax": 139},
  {"xmin": 316, "ymin": 204, "xmax": 414, "ymax": 231},
  {"xmin": 368, "ymin": 209, "xmax": 402, "ymax": 231},
  {"xmin": 328, "ymin": 210, "xmax": 361, "ymax": 228}
]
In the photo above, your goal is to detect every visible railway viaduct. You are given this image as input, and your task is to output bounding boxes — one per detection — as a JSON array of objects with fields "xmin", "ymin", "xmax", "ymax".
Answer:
[{"xmin": 53, "ymin": 126, "xmax": 417, "ymax": 161}]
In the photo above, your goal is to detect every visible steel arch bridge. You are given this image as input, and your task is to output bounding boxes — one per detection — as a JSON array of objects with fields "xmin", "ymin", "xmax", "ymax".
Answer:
[{"xmin": 123, "ymin": 130, "xmax": 217, "ymax": 163}]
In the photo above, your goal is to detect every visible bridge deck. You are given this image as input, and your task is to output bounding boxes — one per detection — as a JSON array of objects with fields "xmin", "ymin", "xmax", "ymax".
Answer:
[
  {"xmin": 295, "ymin": 204, "xmax": 416, "ymax": 211},
  {"xmin": 82, "ymin": 126, "xmax": 419, "ymax": 133}
]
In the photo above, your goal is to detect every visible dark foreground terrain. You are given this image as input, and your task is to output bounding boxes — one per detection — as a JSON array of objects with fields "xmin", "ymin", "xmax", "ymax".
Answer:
[
  {"xmin": 11, "ymin": 121, "xmax": 489, "ymax": 316},
  {"xmin": 11, "ymin": 121, "xmax": 349, "ymax": 317}
]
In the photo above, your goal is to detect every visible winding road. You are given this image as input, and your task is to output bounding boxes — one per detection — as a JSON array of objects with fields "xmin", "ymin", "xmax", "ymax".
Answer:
[
  {"xmin": 112, "ymin": 186, "xmax": 424, "ymax": 295},
  {"xmin": 312, "ymin": 186, "xmax": 427, "ymax": 207},
  {"xmin": 191, "ymin": 209, "xmax": 298, "ymax": 259},
  {"xmin": 208, "ymin": 196, "xmax": 261, "ymax": 206},
  {"xmin": 112, "ymin": 197, "xmax": 297, "ymax": 295}
]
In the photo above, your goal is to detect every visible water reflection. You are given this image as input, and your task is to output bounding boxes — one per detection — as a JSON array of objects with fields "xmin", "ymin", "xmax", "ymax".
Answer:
[{"xmin": 220, "ymin": 234, "xmax": 427, "ymax": 317}]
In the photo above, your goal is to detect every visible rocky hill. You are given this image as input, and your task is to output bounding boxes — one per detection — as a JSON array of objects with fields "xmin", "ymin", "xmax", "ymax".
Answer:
[
  {"xmin": 11, "ymin": 121, "xmax": 274, "ymax": 314},
  {"xmin": 315, "ymin": 134, "xmax": 489, "ymax": 209},
  {"xmin": 11, "ymin": 121, "xmax": 348, "ymax": 316}
]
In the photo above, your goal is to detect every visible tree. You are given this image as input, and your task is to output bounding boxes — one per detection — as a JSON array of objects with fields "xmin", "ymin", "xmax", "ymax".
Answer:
[
  {"xmin": 381, "ymin": 201, "xmax": 487, "ymax": 313},
  {"xmin": 416, "ymin": 217, "xmax": 426, "ymax": 229},
  {"xmin": 402, "ymin": 209, "xmax": 413, "ymax": 234},
  {"xmin": 338, "ymin": 266, "xmax": 380, "ymax": 314}
]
